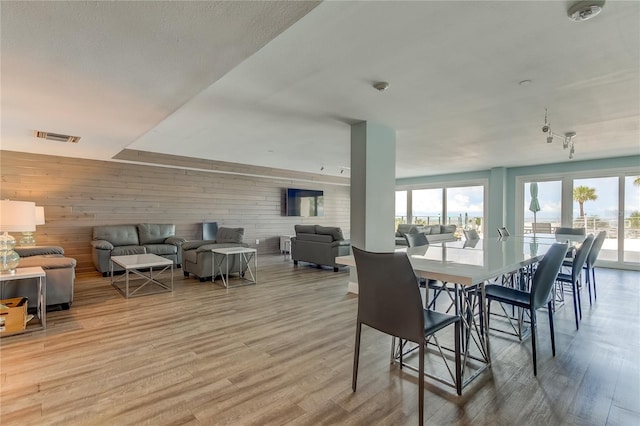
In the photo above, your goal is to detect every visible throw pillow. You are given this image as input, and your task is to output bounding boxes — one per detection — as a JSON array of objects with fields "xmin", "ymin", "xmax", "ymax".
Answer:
[
  {"xmin": 295, "ymin": 224, "xmax": 316, "ymax": 234},
  {"xmin": 216, "ymin": 227, "xmax": 244, "ymax": 243},
  {"xmin": 315, "ymin": 225, "xmax": 344, "ymax": 241},
  {"xmin": 442, "ymin": 224, "xmax": 457, "ymax": 234}
]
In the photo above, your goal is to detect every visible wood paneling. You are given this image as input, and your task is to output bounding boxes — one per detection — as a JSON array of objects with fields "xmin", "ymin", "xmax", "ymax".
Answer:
[{"xmin": 0, "ymin": 151, "xmax": 350, "ymax": 274}]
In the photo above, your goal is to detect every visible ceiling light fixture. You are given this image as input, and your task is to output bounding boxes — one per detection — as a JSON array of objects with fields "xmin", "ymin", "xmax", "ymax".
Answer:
[
  {"xmin": 567, "ymin": 1, "xmax": 605, "ymax": 22},
  {"xmin": 542, "ymin": 108, "xmax": 577, "ymax": 160},
  {"xmin": 373, "ymin": 81, "xmax": 389, "ymax": 91}
]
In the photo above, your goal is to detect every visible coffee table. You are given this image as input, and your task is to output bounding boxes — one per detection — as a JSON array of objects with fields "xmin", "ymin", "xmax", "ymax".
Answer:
[
  {"xmin": 110, "ymin": 254, "xmax": 173, "ymax": 298},
  {"xmin": 211, "ymin": 247, "xmax": 257, "ymax": 288}
]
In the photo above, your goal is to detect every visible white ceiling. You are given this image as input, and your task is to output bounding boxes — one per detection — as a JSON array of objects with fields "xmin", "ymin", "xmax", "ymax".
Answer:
[{"xmin": 2, "ymin": 1, "xmax": 639, "ymax": 179}]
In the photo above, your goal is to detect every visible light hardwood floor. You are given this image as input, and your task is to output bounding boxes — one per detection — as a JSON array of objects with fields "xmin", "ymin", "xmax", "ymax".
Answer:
[{"xmin": 1, "ymin": 256, "xmax": 639, "ymax": 425}]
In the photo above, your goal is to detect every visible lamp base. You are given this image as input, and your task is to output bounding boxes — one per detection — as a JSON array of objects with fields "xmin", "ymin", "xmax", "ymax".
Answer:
[
  {"xmin": 19, "ymin": 232, "xmax": 36, "ymax": 247},
  {"xmin": 0, "ymin": 232, "xmax": 20, "ymax": 273}
]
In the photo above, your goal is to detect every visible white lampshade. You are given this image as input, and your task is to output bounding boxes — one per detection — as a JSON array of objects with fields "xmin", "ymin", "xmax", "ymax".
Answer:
[
  {"xmin": 0, "ymin": 200, "xmax": 36, "ymax": 232},
  {"xmin": 35, "ymin": 206, "xmax": 45, "ymax": 225}
]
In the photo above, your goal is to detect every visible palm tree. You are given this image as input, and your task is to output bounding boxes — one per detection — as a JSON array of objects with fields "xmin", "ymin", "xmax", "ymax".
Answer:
[{"xmin": 573, "ymin": 186, "xmax": 597, "ymax": 217}]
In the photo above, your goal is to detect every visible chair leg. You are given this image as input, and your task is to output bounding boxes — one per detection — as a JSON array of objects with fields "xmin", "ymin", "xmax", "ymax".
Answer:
[
  {"xmin": 419, "ymin": 341, "xmax": 425, "ymax": 425},
  {"xmin": 585, "ymin": 266, "xmax": 593, "ymax": 306},
  {"xmin": 547, "ymin": 301, "xmax": 556, "ymax": 357},
  {"xmin": 352, "ymin": 322, "xmax": 361, "ymax": 392},
  {"xmin": 571, "ymin": 283, "xmax": 580, "ymax": 330},
  {"xmin": 531, "ymin": 309, "xmax": 537, "ymax": 376},
  {"xmin": 592, "ymin": 267, "xmax": 597, "ymax": 301},
  {"xmin": 576, "ymin": 280, "xmax": 582, "ymax": 320},
  {"xmin": 455, "ymin": 320, "xmax": 462, "ymax": 395}
]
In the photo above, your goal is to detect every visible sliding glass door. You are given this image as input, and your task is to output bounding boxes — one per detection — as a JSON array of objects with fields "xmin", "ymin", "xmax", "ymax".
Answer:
[
  {"xmin": 521, "ymin": 173, "xmax": 640, "ymax": 268},
  {"xmin": 624, "ymin": 176, "xmax": 640, "ymax": 263}
]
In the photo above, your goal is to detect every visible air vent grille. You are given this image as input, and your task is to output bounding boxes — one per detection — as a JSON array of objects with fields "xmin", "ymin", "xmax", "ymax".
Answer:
[{"xmin": 33, "ymin": 130, "xmax": 80, "ymax": 143}]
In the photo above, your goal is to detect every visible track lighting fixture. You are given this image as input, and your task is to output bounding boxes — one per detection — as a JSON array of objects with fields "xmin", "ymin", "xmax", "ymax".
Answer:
[{"xmin": 541, "ymin": 108, "xmax": 577, "ymax": 160}]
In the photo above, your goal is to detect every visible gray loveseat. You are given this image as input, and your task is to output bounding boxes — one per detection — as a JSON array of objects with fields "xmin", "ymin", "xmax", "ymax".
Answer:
[
  {"xmin": 291, "ymin": 225, "xmax": 350, "ymax": 272},
  {"xmin": 91, "ymin": 224, "xmax": 185, "ymax": 276},
  {"xmin": 1, "ymin": 246, "xmax": 76, "ymax": 309},
  {"xmin": 181, "ymin": 227, "xmax": 249, "ymax": 282},
  {"xmin": 395, "ymin": 223, "xmax": 457, "ymax": 245}
]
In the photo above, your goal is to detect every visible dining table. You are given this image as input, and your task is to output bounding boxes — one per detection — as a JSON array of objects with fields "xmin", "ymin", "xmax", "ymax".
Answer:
[{"xmin": 335, "ymin": 233, "xmax": 587, "ymax": 389}]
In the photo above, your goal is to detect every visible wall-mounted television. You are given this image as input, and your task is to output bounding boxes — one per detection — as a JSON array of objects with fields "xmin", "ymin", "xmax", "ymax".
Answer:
[{"xmin": 284, "ymin": 188, "xmax": 324, "ymax": 217}]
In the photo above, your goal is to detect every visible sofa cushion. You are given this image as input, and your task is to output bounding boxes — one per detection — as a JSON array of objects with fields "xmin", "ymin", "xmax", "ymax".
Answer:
[
  {"xmin": 428, "ymin": 225, "xmax": 442, "ymax": 234},
  {"xmin": 111, "ymin": 245, "xmax": 146, "ymax": 256},
  {"xmin": 296, "ymin": 233, "xmax": 333, "ymax": 243},
  {"xmin": 16, "ymin": 246, "xmax": 65, "ymax": 256},
  {"xmin": 216, "ymin": 227, "xmax": 244, "ymax": 243},
  {"xmin": 18, "ymin": 255, "xmax": 76, "ymax": 270},
  {"xmin": 295, "ymin": 224, "xmax": 316, "ymax": 235},
  {"xmin": 442, "ymin": 224, "xmax": 457, "ymax": 234},
  {"xmin": 138, "ymin": 223, "xmax": 175, "ymax": 245},
  {"xmin": 144, "ymin": 244, "xmax": 177, "ymax": 256},
  {"xmin": 93, "ymin": 225, "xmax": 139, "ymax": 247},
  {"xmin": 315, "ymin": 226, "xmax": 344, "ymax": 241},
  {"xmin": 397, "ymin": 224, "xmax": 424, "ymax": 235},
  {"xmin": 422, "ymin": 227, "xmax": 432, "ymax": 235}
]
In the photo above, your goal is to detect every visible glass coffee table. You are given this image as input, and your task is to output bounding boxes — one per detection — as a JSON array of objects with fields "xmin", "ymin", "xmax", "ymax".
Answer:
[
  {"xmin": 110, "ymin": 254, "xmax": 173, "ymax": 298},
  {"xmin": 211, "ymin": 247, "xmax": 257, "ymax": 288}
]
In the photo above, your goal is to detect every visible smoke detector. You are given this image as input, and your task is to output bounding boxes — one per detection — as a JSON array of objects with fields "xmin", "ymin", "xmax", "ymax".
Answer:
[
  {"xmin": 33, "ymin": 130, "xmax": 80, "ymax": 143},
  {"xmin": 568, "ymin": 1, "xmax": 604, "ymax": 22}
]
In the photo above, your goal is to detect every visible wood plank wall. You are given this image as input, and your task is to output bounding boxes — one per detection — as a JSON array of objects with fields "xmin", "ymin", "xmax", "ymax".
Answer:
[{"xmin": 0, "ymin": 151, "xmax": 350, "ymax": 275}]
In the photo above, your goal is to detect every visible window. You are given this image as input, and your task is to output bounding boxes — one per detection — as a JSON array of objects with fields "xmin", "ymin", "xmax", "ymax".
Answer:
[
  {"xmin": 573, "ymin": 177, "xmax": 618, "ymax": 261},
  {"xmin": 412, "ymin": 188, "xmax": 443, "ymax": 226},
  {"xmin": 523, "ymin": 181, "xmax": 561, "ymax": 234},
  {"xmin": 624, "ymin": 175, "xmax": 640, "ymax": 263},
  {"xmin": 395, "ymin": 190, "xmax": 407, "ymax": 226},
  {"xmin": 446, "ymin": 185, "xmax": 484, "ymax": 236}
]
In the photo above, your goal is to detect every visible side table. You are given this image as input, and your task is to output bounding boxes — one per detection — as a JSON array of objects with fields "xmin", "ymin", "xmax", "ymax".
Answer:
[
  {"xmin": 280, "ymin": 235, "xmax": 294, "ymax": 260},
  {"xmin": 211, "ymin": 247, "xmax": 257, "ymax": 288},
  {"xmin": 0, "ymin": 266, "xmax": 46, "ymax": 336}
]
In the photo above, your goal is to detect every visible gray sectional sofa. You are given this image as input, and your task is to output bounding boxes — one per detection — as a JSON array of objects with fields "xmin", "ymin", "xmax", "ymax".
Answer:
[
  {"xmin": 291, "ymin": 225, "xmax": 350, "ymax": 271},
  {"xmin": 395, "ymin": 223, "xmax": 457, "ymax": 245},
  {"xmin": 2, "ymin": 246, "xmax": 77, "ymax": 309},
  {"xmin": 91, "ymin": 224, "xmax": 185, "ymax": 276},
  {"xmin": 181, "ymin": 227, "xmax": 249, "ymax": 282}
]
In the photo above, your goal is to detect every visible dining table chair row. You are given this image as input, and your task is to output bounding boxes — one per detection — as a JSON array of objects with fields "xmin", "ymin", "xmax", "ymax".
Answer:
[{"xmin": 484, "ymin": 242, "xmax": 569, "ymax": 376}]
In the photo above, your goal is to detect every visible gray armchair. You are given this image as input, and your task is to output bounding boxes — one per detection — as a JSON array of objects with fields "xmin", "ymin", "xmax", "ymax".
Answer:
[
  {"xmin": 291, "ymin": 225, "xmax": 350, "ymax": 271},
  {"xmin": 181, "ymin": 227, "xmax": 249, "ymax": 281}
]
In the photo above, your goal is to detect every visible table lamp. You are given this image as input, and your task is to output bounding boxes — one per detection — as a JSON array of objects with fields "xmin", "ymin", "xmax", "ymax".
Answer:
[
  {"xmin": 0, "ymin": 200, "xmax": 36, "ymax": 274},
  {"xmin": 19, "ymin": 206, "xmax": 45, "ymax": 246}
]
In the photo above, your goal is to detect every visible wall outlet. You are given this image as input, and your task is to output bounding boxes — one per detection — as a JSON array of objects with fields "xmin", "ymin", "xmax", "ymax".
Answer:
[{"xmin": 255, "ymin": 239, "xmax": 260, "ymax": 245}]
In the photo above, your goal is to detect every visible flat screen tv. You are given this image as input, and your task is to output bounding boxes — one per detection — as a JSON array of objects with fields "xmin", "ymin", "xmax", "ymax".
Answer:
[{"xmin": 285, "ymin": 188, "xmax": 324, "ymax": 217}]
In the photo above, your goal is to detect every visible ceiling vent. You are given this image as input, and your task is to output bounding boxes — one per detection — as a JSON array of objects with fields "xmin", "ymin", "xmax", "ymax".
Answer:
[{"xmin": 33, "ymin": 130, "xmax": 81, "ymax": 143}]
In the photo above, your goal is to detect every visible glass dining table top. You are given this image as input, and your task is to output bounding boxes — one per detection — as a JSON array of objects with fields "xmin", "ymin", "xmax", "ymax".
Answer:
[{"xmin": 336, "ymin": 234, "xmax": 584, "ymax": 286}]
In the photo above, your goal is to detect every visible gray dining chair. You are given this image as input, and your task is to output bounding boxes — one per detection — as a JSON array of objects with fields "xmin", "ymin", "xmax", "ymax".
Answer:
[
  {"xmin": 556, "ymin": 234, "xmax": 594, "ymax": 330},
  {"xmin": 497, "ymin": 227, "xmax": 510, "ymax": 238},
  {"xmin": 405, "ymin": 232, "xmax": 448, "ymax": 310},
  {"xmin": 485, "ymin": 242, "xmax": 568, "ymax": 376},
  {"xmin": 463, "ymin": 229, "xmax": 480, "ymax": 240},
  {"xmin": 351, "ymin": 247, "xmax": 462, "ymax": 424},
  {"xmin": 564, "ymin": 230, "xmax": 606, "ymax": 306}
]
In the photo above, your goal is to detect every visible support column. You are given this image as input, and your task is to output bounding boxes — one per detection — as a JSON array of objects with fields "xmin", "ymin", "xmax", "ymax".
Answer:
[{"xmin": 348, "ymin": 121, "xmax": 396, "ymax": 293}]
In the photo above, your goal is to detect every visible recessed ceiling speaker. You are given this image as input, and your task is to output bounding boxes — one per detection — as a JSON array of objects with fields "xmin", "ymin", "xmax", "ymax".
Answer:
[{"xmin": 567, "ymin": 1, "xmax": 605, "ymax": 22}]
